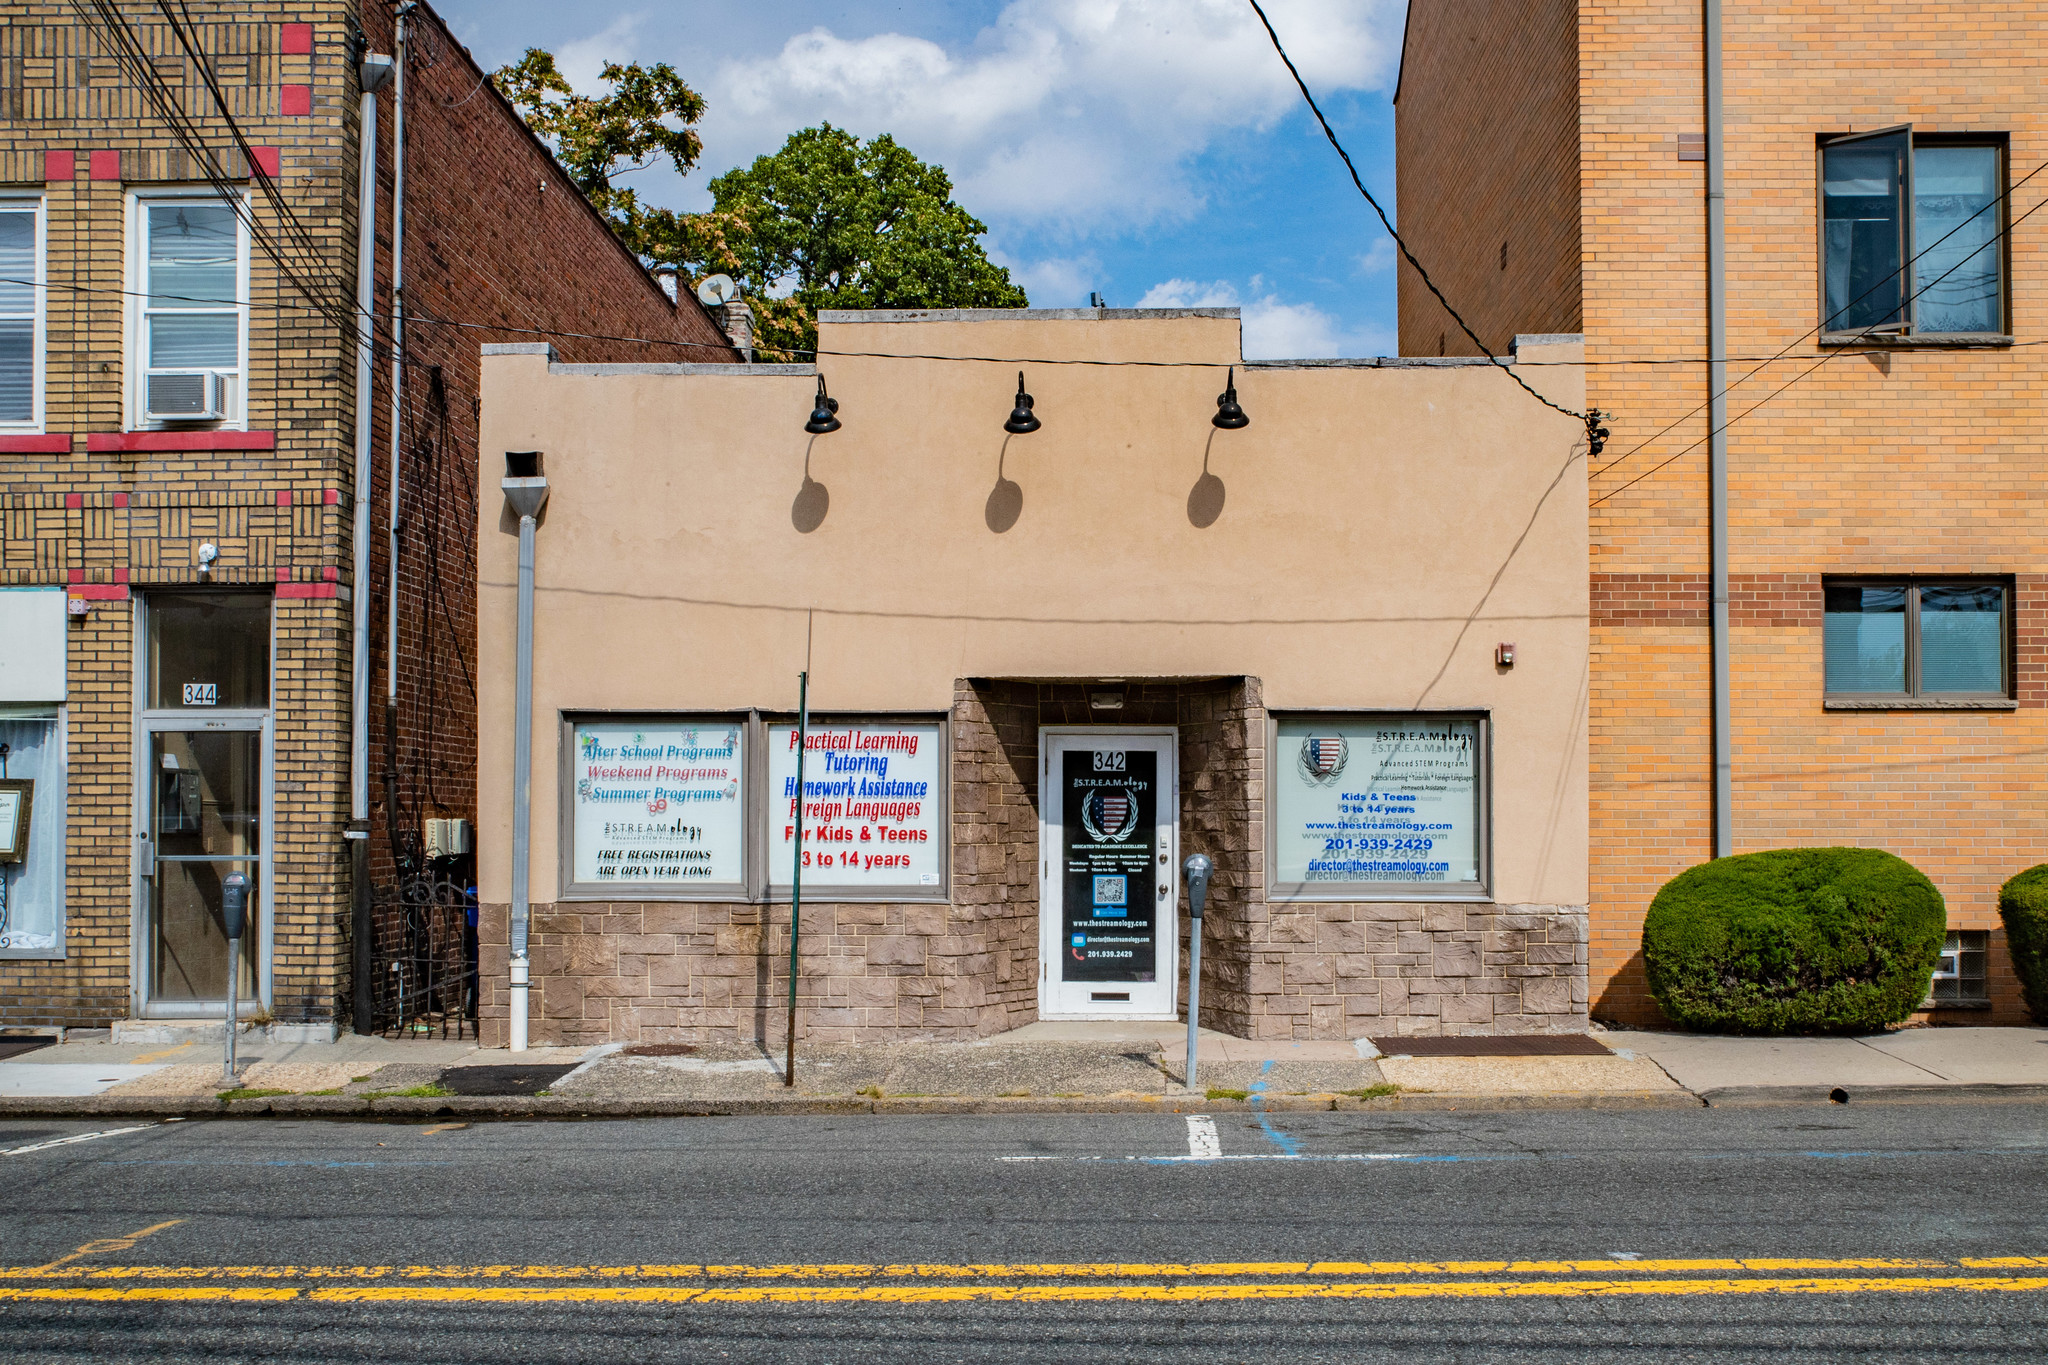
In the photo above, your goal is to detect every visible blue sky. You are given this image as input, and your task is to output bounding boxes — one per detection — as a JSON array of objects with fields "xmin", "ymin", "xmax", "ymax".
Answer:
[{"xmin": 434, "ymin": 0, "xmax": 1410, "ymax": 359}]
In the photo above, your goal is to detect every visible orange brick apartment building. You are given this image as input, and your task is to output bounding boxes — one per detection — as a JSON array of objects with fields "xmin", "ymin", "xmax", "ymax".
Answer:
[
  {"xmin": 0, "ymin": 2, "xmax": 737, "ymax": 1036},
  {"xmin": 1397, "ymin": 1, "xmax": 2045, "ymax": 1024}
]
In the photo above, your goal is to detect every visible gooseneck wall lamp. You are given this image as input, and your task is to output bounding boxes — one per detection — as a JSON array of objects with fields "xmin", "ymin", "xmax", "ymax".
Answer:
[
  {"xmin": 1212, "ymin": 367, "xmax": 1249, "ymax": 429},
  {"xmin": 804, "ymin": 375, "xmax": 841, "ymax": 434},
  {"xmin": 1004, "ymin": 372, "xmax": 1041, "ymax": 434}
]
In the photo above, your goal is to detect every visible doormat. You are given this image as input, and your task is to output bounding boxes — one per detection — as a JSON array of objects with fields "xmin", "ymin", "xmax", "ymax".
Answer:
[
  {"xmin": 436, "ymin": 1064, "xmax": 579, "ymax": 1096},
  {"xmin": 0, "ymin": 1038, "xmax": 54, "ymax": 1061},
  {"xmin": 1368, "ymin": 1035, "xmax": 1614, "ymax": 1058}
]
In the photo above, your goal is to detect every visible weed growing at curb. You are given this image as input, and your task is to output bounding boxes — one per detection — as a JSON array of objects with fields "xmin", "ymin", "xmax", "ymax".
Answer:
[
  {"xmin": 365, "ymin": 1084, "xmax": 455, "ymax": 1099},
  {"xmin": 1338, "ymin": 1083, "xmax": 1401, "ymax": 1101},
  {"xmin": 217, "ymin": 1088, "xmax": 293, "ymax": 1102},
  {"xmin": 1205, "ymin": 1087, "xmax": 1250, "ymax": 1101}
]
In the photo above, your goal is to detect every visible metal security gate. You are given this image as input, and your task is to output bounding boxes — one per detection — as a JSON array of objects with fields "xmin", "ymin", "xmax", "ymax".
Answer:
[{"xmin": 370, "ymin": 845, "xmax": 477, "ymax": 1039}]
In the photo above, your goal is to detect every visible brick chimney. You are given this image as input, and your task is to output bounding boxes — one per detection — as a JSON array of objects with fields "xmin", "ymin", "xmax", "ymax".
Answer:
[{"xmin": 720, "ymin": 300, "xmax": 754, "ymax": 362}]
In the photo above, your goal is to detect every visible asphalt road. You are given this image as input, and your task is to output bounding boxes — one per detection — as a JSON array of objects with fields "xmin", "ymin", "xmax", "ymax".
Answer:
[{"xmin": 3, "ymin": 1102, "xmax": 2047, "ymax": 1362}]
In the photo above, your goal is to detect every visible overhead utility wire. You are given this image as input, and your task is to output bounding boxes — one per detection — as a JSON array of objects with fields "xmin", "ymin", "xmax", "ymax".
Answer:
[
  {"xmin": 72, "ymin": 1, "xmax": 355, "ymax": 335},
  {"xmin": 1593, "ymin": 151, "xmax": 2048, "ymax": 479},
  {"xmin": 1243, "ymin": 0, "xmax": 1586, "ymax": 424},
  {"xmin": 20, "ymin": 268, "xmax": 2048, "ymax": 376},
  {"xmin": 1590, "ymin": 186, "xmax": 2048, "ymax": 508},
  {"xmin": 160, "ymin": 0, "xmax": 343, "ymax": 294}
]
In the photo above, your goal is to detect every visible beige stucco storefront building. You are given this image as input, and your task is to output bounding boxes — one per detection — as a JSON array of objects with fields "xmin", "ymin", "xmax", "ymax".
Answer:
[{"xmin": 474, "ymin": 310, "xmax": 1589, "ymax": 1047}]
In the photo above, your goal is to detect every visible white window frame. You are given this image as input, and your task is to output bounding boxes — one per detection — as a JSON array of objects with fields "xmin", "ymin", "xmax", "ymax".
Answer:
[
  {"xmin": 125, "ymin": 187, "xmax": 250, "ymax": 431},
  {"xmin": 0, "ymin": 194, "xmax": 47, "ymax": 433}
]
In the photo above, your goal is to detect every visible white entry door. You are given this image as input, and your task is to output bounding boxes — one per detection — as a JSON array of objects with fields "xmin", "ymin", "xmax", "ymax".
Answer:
[{"xmin": 1038, "ymin": 728, "xmax": 1178, "ymax": 1019}]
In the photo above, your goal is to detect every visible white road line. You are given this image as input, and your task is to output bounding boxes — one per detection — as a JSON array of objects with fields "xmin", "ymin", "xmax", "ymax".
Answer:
[
  {"xmin": 1186, "ymin": 1114, "xmax": 1222, "ymax": 1160},
  {"xmin": 2, "ymin": 1124, "xmax": 159, "ymax": 1157}
]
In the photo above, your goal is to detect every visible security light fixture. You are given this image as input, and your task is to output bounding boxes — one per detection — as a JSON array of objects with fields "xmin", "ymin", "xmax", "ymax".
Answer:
[
  {"xmin": 196, "ymin": 542, "xmax": 218, "ymax": 576},
  {"xmin": 1212, "ymin": 366, "xmax": 1249, "ymax": 429},
  {"xmin": 1003, "ymin": 372, "xmax": 1041, "ymax": 434},
  {"xmin": 804, "ymin": 375, "xmax": 841, "ymax": 434}
]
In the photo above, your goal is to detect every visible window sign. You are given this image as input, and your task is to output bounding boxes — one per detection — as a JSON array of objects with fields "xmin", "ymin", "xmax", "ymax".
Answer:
[
  {"xmin": 1272, "ymin": 714, "xmax": 1486, "ymax": 898},
  {"xmin": 182, "ymin": 683, "xmax": 217, "ymax": 706},
  {"xmin": 570, "ymin": 719, "xmax": 744, "ymax": 892},
  {"xmin": 768, "ymin": 720, "xmax": 944, "ymax": 894}
]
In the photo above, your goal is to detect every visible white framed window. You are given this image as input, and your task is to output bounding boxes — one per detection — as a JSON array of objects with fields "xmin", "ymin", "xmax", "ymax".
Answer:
[
  {"xmin": 0, "ymin": 196, "xmax": 45, "ymax": 431},
  {"xmin": 128, "ymin": 189, "xmax": 249, "ymax": 428}
]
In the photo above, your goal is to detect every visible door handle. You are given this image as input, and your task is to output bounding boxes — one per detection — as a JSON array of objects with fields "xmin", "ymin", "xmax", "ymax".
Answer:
[{"xmin": 1157, "ymin": 884, "xmax": 1169, "ymax": 901}]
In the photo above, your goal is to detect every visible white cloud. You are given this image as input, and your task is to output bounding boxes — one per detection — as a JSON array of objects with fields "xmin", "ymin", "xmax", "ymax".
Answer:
[
  {"xmin": 695, "ymin": 0, "xmax": 1407, "ymax": 231},
  {"xmin": 1357, "ymin": 238, "xmax": 1397, "ymax": 275},
  {"xmin": 1135, "ymin": 278, "xmax": 1239, "ymax": 308},
  {"xmin": 554, "ymin": 13, "xmax": 647, "ymax": 92},
  {"xmin": 1133, "ymin": 276, "xmax": 1394, "ymax": 359},
  {"xmin": 1008, "ymin": 252, "xmax": 1102, "ymax": 301}
]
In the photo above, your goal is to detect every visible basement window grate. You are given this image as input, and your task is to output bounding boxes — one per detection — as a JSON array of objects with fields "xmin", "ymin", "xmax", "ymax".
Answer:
[{"xmin": 1927, "ymin": 929, "xmax": 1989, "ymax": 1007}]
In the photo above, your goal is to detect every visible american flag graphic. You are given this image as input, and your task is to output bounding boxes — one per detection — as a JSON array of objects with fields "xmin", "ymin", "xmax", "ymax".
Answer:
[
  {"xmin": 1304, "ymin": 736, "xmax": 1346, "ymax": 776},
  {"xmin": 1093, "ymin": 792, "xmax": 1131, "ymax": 834}
]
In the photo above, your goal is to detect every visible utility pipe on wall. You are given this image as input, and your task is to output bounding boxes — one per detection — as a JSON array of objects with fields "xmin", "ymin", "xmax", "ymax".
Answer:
[
  {"xmin": 350, "ymin": 50, "xmax": 393, "ymax": 1036},
  {"xmin": 502, "ymin": 456, "xmax": 549, "ymax": 1053},
  {"xmin": 1705, "ymin": 0, "xmax": 1732, "ymax": 858},
  {"xmin": 384, "ymin": 3, "xmax": 413, "ymax": 847}
]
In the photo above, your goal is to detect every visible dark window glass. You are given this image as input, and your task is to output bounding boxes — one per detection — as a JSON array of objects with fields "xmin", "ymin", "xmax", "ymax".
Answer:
[
  {"xmin": 1823, "ymin": 129, "xmax": 1910, "ymax": 332},
  {"xmin": 1914, "ymin": 145, "xmax": 2003, "ymax": 334},
  {"xmin": 1824, "ymin": 580, "xmax": 2007, "ymax": 699},
  {"xmin": 1918, "ymin": 585, "xmax": 2004, "ymax": 693},
  {"xmin": 1823, "ymin": 585, "xmax": 1906, "ymax": 693},
  {"xmin": 148, "ymin": 592, "xmax": 270, "ymax": 710}
]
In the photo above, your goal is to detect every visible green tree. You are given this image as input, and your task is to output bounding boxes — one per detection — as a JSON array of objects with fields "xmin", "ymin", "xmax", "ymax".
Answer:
[
  {"xmin": 493, "ymin": 52, "xmax": 1026, "ymax": 358},
  {"xmin": 706, "ymin": 124, "xmax": 1028, "ymax": 355}
]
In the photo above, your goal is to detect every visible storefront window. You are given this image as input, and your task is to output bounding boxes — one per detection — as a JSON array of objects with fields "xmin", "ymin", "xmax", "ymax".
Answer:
[
  {"xmin": 1269, "ymin": 713, "xmax": 1488, "ymax": 900},
  {"xmin": 564, "ymin": 717, "xmax": 747, "ymax": 898},
  {"xmin": 766, "ymin": 718, "xmax": 946, "ymax": 899},
  {"xmin": 148, "ymin": 592, "xmax": 270, "ymax": 709},
  {"xmin": 0, "ymin": 711, "xmax": 65, "ymax": 957}
]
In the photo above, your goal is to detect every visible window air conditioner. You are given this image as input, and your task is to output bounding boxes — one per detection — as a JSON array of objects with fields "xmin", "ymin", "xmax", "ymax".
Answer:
[{"xmin": 145, "ymin": 370, "xmax": 229, "ymax": 421}]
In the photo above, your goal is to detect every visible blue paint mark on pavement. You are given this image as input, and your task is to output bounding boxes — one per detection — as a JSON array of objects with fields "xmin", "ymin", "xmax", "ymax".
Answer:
[{"xmin": 1247, "ymin": 1060, "xmax": 1301, "ymax": 1156}]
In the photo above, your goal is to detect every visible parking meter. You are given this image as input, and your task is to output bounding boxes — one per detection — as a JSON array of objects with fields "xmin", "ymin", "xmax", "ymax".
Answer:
[
  {"xmin": 1183, "ymin": 854, "xmax": 1213, "ymax": 1089},
  {"xmin": 221, "ymin": 872, "xmax": 248, "ymax": 1085}
]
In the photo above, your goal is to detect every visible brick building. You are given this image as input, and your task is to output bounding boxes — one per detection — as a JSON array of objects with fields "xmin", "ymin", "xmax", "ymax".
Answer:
[
  {"xmin": 1396, "ymin": 1, "xmax": 2045, "ymax": 1023},
  {"xmin": 473, "ymin": 317, "xmax": 1590, "ymax": 1046},
  {"xmin": 0, "ymin": 2, "xmax": 738, "ymax": 1036}
]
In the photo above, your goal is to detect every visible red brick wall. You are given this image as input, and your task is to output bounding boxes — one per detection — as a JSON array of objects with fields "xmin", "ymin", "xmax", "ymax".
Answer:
[
  {"xmin": 1395, "ymin": 0, "xmax": 1582, "ymax": 356},
  {"xmin": 354, "ymin": 1, "xmax": 737, "ymax": 901}
]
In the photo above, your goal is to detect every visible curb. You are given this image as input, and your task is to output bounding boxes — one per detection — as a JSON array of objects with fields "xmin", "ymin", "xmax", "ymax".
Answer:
[
  {"xmin": 8, "ymin": 1084, "xmax": 2043, "ymax": 1121},
  {"xmin": 2, "ymin": 1089, "xmax": 1700, "ymax": 1120},
  {"xmin": 1699, "ymin": 1082, "xmax": 2048, "ymax": 1107}
]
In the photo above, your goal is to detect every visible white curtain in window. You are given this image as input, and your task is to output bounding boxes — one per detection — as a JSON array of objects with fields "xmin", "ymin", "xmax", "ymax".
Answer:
[{"xmin": 0, "ymin": 713, "xmax": 65, "ymax": 956}]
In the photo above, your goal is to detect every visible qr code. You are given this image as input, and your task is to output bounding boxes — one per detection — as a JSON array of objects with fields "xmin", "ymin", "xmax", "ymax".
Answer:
[{"xmin": 1093, "ymin": 875, "xmax": 1127, "ymax": 906}]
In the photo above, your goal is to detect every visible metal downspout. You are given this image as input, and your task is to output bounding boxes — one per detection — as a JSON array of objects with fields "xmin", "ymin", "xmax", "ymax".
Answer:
[
  {"xmin": 1706, "ymin": 0, "xmax": 1732, "ymax": 858},
  {"xmin": 349, "ymin": 56, "xmax": 390, "ymax": 1034},
  {"xmin": 384, "ymin": 4, "xmax": 412, "ymax": 859}
]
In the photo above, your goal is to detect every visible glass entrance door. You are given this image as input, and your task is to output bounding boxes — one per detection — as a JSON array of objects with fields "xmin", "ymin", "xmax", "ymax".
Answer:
[
  {"xmin": 144, "ymin": 726, "xmax": 262, "ymax": 1008},
  {"xmin": 135, "ymin": 588, "xmax": 274, "ymax": 1017},
  {"xmin": 1038, "ymin": 729, "xmax": 1178, "ymax": 1019}
]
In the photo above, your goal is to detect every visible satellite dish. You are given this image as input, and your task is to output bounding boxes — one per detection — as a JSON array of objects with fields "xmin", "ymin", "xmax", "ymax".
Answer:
[{"xmin": 696, "ymin": 274, "xmax": 738, "ymax": 307}]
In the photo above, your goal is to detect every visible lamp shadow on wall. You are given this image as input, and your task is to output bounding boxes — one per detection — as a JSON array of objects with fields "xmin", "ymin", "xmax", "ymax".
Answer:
[
  {"xmin": 791, "ymin": 435, "xmax": 829, "ymax": 533},
  {"xmin": 1187, "ymin": 429, "xmax": 1225, "ymax": 529},
  {"xmin": 985, "ymin": 434, "xmax": 1022, "ymax": 534}
]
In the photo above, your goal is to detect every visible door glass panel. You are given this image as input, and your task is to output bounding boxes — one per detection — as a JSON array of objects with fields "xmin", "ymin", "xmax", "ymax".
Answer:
[
  {"xmin": 149, "ymin": 592, "xmax": 270, "ymax": 710},
  {"xmin": 1823, "ymin": 584, "xmax": 1906, "ymax": 693},
  {"xmin": 151, "ymin": 860, "xmax": 258, "ymax": 1004},
  {"xmin": 1058, "ymin": 747, "xmax": 1160, "ymax": 986},
  {"xmin": 148, "ymin": 730, "xmax": 259, "ymax": 1004}
]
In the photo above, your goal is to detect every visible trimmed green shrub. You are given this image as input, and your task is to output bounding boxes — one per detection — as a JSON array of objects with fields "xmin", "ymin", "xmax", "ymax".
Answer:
[
  {"xmin": 1642, "ymin": 847, "xmax": 1945, "ymax": 1035},
  {"xmin": 1997, "ymin": 864, "xmax": 2048, "ymax": 1024}
]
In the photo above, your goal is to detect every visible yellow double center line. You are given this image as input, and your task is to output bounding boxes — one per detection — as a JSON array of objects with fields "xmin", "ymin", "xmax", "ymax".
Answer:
[{"xmin": 3, "ymin": 1257, "xmax": 2047, "ymax": 1304}]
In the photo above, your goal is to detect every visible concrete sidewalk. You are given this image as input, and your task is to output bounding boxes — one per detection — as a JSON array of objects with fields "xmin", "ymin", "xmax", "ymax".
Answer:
[{"xmin": 0, "ymin": 1022, "xmax": 2043, "ymax": 1117}]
